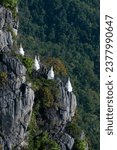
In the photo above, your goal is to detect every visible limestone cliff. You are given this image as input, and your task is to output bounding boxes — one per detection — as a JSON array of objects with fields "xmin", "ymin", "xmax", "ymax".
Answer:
[
  {"xmin": 0, "ymin": 5, "xmax": 18, "ymax": 52},
  {"xmin": 0, "ymin": 5, "xmax": 77, "ymax": 150},
  {"xmin": 0, "ymin": 5, "xmax": 34, "ymax": 150},
  {"xmin": 33, "ymin": 75, "xmax": 77, "ymax": 150}
]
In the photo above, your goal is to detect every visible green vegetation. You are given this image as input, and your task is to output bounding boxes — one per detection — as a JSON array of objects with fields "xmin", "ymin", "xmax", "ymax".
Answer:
[
  {"xmin": 7, "ymin": 27, "xmax": 17, "ymax": 40},
  {"xmin": 19, "ymin": 0, "xmax": 99, "ymax": 149},
  {"xmin": 40, "ymin": 86, "xmax": 54, "ymax": 108},
  {"xmin": 74, "ymin": 140, "xmax": 87, "ymax": 150},
  {"xmin": 32, "ymin": 77, "xmax": 60, "ymax": 109},
  {"xmin": 22, "ymin": 56, "xmax": 34, "ymax": 74},
  {"xmin": 28, "ymin": 113, "xmax": 39, "ymax": 150},
  {"xmin": 0, "ymin": 0, "xmax": 18, "ymax": 15},
  {"xmin": 28, "ymin": 113, "xmax": 60, "ymax": 150},
  {"xmin": 43, "ymin": 57, "xmax": 67, "ymax": 77},
  {"xmin": 66, "ymin": 114, "xmax": 88, "ymax": 150},
  {"xmin": 0, "ymin": 72, "xmax": 8, "ymax": 86},
  {"xmin": 16, "ymin": 55, "xmax": 34, "ymax": 75},
  {"xmin": 0, "ymin": 0, "xmax": 17, "ymax": 8}
]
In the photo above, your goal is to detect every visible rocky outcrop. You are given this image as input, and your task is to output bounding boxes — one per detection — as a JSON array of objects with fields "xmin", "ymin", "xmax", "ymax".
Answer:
[
  {"xmin": 0, "ymin": 5, "xmax": 34, "ymax": 150},
  {"xmin": 56, "ymin": 79, "xmax": 77, "ymax": 149},
  {"xmin": 34, "ymin": 76, "xmax": 77, "ymax": 150},
  {"xmin": 0, "ymin": 5, "xmax": 18, "ymax": 52},
  {"xmin": 0, "ymin": 4, "xmax": 77, "ymax": 150},
  {"xmin": 58, "ymin": 79, "xmax": 77, "ymax": 123},
  {"xmin": 0, "ymin": 53, "xmax": 34, "ymax": 149}
]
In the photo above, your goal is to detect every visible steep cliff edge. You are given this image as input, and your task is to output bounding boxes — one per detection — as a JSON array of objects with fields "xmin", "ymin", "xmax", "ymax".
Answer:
[
  {"xmin": 31, "ymin": 75, "xmax": 77, "ymax": 150},
  {"xmin": 0, "ymin": 4, "xmax": 18, "ymax": 52},
  {"xmin": 0, "ymin": 4, "xmax": 77, "ymax": 150},
  {"xmin": 0, "ymin": 5, "xmax": 34, "ymax": 149}
]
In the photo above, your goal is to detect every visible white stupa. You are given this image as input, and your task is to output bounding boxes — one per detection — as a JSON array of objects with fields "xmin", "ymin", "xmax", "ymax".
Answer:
[
  {"xmin": 13, "ymin": 28, "xmax": 18, "ymax": 36},
  {"xmin": 37, "ymin": 55, "xmax": 40, "ymax": 64},
  {"xmin": 16, "ymin": 6, "xmax": 18, "ymax": 13},
  {"xmin": 47, "ymin": 66, "xmax": 54, "ymax": 80},
  {"xmin": 34, "ymin": 56, "xmax": 40, "ymax": 71},
  {"xmin": 66, "ymin": 77, "xmax": 73, "ymax": 92},
  {"xmin": 19, "ymin": 44, "xmax": 25, "ymax": 56}
]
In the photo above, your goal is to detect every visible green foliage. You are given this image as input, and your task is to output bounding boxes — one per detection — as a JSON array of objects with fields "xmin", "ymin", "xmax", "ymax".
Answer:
[
  {"xmin": 0, "ymin": 0, "xmax": 18, "ymax": 16},
  {"xmin": 0, "ymin": 72, "xmax": 8, "ymax": 86},
  {"xmin": 22, "ymin": 57, "xmax": 34, "ymax": 74},
  {"xmin": 40, "ymin": 86, "xmax": 54, "ymax": 108},
  {"xmin": 19, "ymin": 0, "xmax": 99, "ymax": 149},
  {"xmin": 43, "ymin": 57, "xmax": 67, "ymax": 77},
  {"xmin": 28, "ymin": 113, "xmax": 39, "ymax": 150},
  {"xmin": 28, "ymin": 113, "xmax": 60, "ymax": 150},
  {"xmin": 6, "ymin": 26, "xmax": 13, "ymax": 33},
  {"xmin": 33, "ymin": 77, "xmax": 60, "ymax": 109},
  {"xmin": 74, "ymin": 140, "xmax": 87, "ymax": 150},
  {"xmin": 34, "ymin": 132, "xmax": 61, "ymax": 150},
  {"xmin": 0, "ymin": 0, "xmax": 17, "ymax": 8},
  {"xmin": 67, "ymin": 115, "xmax": 88, "ymax": 150},
  {"xmin": 66, "ymin": 111, "xmax": 82, "ymax": 139},
  {"xmin": 28, "ymin": 78, "xmax": 61, "ymax": 149},
  {"xmin": 7, "ymin": 26, "xmax": 17, "ymax": 41},
  {"xmin": 16, "ymin": 55, "xmax": 34, "ymax": 75}
]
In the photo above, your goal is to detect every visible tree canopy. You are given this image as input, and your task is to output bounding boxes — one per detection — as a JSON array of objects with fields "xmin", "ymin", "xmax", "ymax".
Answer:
[{"xmin": 18, "ymin": 0, "xmax": 100, "ymax": 149}]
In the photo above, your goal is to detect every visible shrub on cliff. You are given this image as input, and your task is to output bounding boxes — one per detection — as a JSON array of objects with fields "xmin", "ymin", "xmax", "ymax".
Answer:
[
  {"xmin": 73, "ymin": 139, "xmax": 88, "ymax": 150},
  {"xmin": 22, "ymin": 56, "xmax": 34, "ymax": 75},
  {"xmin": 33, "ymin": 78, "xmax": 60, "ymax": 109},
  {"xmin": 0, "ymin": 0, "xmax": 17, "ymax": 9},
  {"xmin": 0, "ymin": 0, "xmax": 18, "ymax": 17},
  {"xmin": 16, "ymin": 55, "xmax": 34, "ymax": 75},
  {"xmin": 0, "ymin": 72, "xmax": 8, "ymax": 86},
  {"xmin": 43, "ymin": 57, "xmax": 67, "ymax": 77},
  {"xmin": 28, "ymin": 113, "xmax": 60, "ymax": 150}
]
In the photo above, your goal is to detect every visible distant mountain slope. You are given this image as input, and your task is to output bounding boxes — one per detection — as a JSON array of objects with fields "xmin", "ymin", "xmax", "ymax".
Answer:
[{"xmin": 19, "ymin": 0, "xmax": 100, "ymax": 149}]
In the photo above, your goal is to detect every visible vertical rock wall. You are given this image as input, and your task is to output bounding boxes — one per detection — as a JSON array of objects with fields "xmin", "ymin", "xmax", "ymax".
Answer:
[{"xmin": 0, "ymin": 5, "xmax": 34, "ymax": 150}]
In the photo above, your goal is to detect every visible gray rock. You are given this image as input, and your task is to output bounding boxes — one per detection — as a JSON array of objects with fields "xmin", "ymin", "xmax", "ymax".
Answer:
[
  {"xmin": 36, "ymin": 78, "xmax": 77, "ymax": 150},
  {"xmin": 58, "ymin": 79, "xmax": 77, "ymax": 123},
  {"xmin": 60, "ymin": 133, "xmax": 74, "ymax": 150},
  {"xmin": 0, "ymin": 5, "xmax": 32, "ymax": 149},
  {"xmin": 0, "ymin": 53, "xmax": 34, "ymax": 149},
  {"xmin": 0, "ymin": 5, "xmax": 17, "ymax": 52},
  {"xmin": 0, "ymin": 30, "xmax": 8, "ymax": 50},
  {"xmin": 0, "ymin": 4, "xmax": 77, "ymax": 150},
  {"xmin": 1, "ymin": 54, "xmax": 26, "ymax": 76}
]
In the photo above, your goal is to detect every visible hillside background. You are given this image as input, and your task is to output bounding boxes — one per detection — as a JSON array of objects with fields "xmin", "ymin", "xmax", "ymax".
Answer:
[{"xmin": 18, "ymin": 0, "xmax": 100, "ymax": 149}]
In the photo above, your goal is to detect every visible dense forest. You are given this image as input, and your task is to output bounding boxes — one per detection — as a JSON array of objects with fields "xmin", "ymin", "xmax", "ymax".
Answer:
[{"xmin": 18, "ymin": 0, "xmax": 100, "ymax": 149}]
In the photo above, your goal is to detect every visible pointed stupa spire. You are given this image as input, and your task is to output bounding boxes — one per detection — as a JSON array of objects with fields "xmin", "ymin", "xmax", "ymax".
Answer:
[
  {"xmin": 13, "ymin": 28, "xmax": 18, "ymax": 36},
  {"xmin": 66, "ymin": 77, "xmax": 73, "ymax": 92},
  {"xmin": 19, "ymin": 44, "xmax": 24, "ymax": 56},
  {"xmin": 37, "ymin": 55, "xmax": 40, "ymax": 63},
  {"xmin": 47, "ymin": 66, "xmax": 54, "ymax": 80},
  {"xmin": 34, "ymin": 56, "xmax": 40, "ymax": 71},
  {"xmin": 16, "ymin": 6, "xmax": 18, "ymax": 13}
]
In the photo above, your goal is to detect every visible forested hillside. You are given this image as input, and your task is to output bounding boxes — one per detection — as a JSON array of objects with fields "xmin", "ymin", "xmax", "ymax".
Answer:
[{"xmin": 18, "ymin": 0, "xmax": 100, "ymax": 149}]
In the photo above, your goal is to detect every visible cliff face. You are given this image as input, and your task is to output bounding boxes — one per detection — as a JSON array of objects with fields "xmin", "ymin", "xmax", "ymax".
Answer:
[
  {"xmin": 34, "ymin": 76, "xmax": 77, "ymax": 150},
  {"xmin": 0, "ymin": 5, "xmax": 34, "ymax": 149},
  {"xmin": 0, "ymin": 5, "xmax": 18, "ymax": 52},
  {"xmin": 0, "ymin": 5, "xmax": 77, "ymax": 150},
  {"xmin": 49, "ymin": 79, "xmax": 77, "ymax": 150}
]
